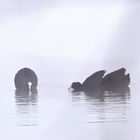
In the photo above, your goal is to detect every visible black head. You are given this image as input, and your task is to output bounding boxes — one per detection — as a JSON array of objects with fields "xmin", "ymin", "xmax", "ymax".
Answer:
[{"xmin": 71, "ymin": 82, "xmax": 82, "ymax": 91}]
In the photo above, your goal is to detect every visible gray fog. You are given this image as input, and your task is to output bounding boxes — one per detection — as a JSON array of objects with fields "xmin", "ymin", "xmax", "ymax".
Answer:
[{"xmin": 0, "ymin": 1, "xmax": 140, "ymax": 140}]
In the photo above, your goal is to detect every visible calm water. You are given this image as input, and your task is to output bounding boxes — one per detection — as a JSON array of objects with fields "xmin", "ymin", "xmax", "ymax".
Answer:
[
  {"xmin": 1, "ymin": 2, "xmax": 140, "ymax": 139},
  {"xmin": 0, "ymin": 59, "xmax": 140, "ymax": 140}
]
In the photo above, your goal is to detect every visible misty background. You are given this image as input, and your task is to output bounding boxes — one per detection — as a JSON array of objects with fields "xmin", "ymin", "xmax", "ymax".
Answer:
[
  {"xmin": 0, "ymin": 1, "xmax": 140, "ymax": 140},
  {"xmin": 0, "ymin": 0, "xmax": 140, "ymax": 87}
]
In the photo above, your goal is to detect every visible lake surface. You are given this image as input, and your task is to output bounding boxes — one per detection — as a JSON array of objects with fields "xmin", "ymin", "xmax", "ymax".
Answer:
[
  {"xmin": 0, "ymin": 58, "xmax": 140, "ymax": 140},
  {"xmin": 0, "ymin": 2, "xmax": 140, "ymax": 140}
]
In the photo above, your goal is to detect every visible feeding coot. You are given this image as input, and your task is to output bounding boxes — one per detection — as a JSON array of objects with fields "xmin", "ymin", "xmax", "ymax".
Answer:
[
  {"xmin": 14, "ymin": 68, "xmax": 38, "ymax": 94},
  {"xmin": 71, "ymin": 68, "xmax": 130, "ymax": 92}
]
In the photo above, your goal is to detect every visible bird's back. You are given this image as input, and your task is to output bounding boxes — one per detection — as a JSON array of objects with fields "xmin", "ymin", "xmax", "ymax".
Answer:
[
  {"xmin": 102, "ymin": 68, "xmax": 130, "ymax": 90},
  {"xmin": 82, "ymin": 70, "xmax": 105, "ymax": 90}
]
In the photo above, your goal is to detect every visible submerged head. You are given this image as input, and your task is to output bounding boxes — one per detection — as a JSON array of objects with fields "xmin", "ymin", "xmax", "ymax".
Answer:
[
  {"xmin": 14, "ymin": 67, "xmax": 38, "ymax": 95},
  {"xmin": 71, "ymin": 82, "xmax": 82, "ymax": 91}
]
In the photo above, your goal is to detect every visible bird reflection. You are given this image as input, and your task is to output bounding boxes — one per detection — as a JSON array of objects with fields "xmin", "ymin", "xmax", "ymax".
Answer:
[
  {"xmin": 71, "ymin": 87, "xmax": 130, "ymax": 102},
  {"xmin": 71, "ymin": 88, "xmax": 130, "ymax": 123},
  {"xmin": 15, "ymin": 90, "xmax": 38, "ymax": 127},
  {"xmin": 15, "ymin": 90, "xmax": 38, "ymax": 105}
]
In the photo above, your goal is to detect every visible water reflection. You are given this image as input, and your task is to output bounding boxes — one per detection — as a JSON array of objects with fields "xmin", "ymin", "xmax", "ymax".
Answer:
[
  {"xmin": 15, "ymin": 90, "xmax": 38, "ymax": 127},
  {"xmin": 71, "ymin": 89, "xmax": 131, "ymax": 124}
]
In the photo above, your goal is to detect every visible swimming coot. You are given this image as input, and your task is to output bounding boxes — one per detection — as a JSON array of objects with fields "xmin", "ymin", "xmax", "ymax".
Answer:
[{"xmin": 71, "ymin": 68, "xmax": 130, "ymax": 92}]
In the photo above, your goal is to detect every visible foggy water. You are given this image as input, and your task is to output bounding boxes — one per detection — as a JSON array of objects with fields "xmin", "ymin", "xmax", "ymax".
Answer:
[
  {"xmin": 0, "ymin": 58, "xmax": 140, "ymax": 140},
  {"xmin": 1, "ymin": 2, "xmax": 140, "ymax": 140}
]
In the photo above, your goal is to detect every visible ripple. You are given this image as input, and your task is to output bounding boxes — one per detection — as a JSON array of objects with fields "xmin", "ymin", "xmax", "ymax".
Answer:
[
  {"xmin": 15, "ymin": 93, "xmax": 38, "ymax": 127},
  {"xmin": 71, "ymin": 90, "xmax": 131, "ymax": 124}
]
